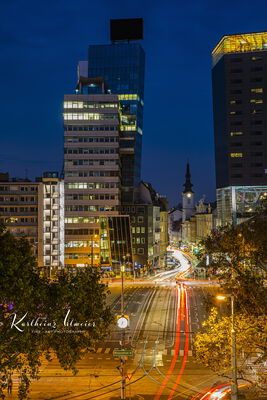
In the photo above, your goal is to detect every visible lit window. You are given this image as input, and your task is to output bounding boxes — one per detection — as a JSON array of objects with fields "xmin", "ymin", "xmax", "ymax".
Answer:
[
  {"xmin": 251, "ymin": 88, "xmax": 263, "ymax": 93},
  {"xmin": 250, "ymin": 99, "xmax": 263, "ymax": 103},
  {"xmin": 120, "ymin": 125, "xmax": 136, "ymax": 131},
  {"xmin": 230, "ymin": 153, "xmax": 243, "ymax": 158},
  {"xmin": 229, "ymin": 132, "xmax": 244, "ymax": 136},
  {"xmin": 229, "ymin": 111, "xmax": 242, "ymax": 115},
  {"xmin": 63, "ymin": 113, "xmax": 117, "ymax": 121},
  {"xmin": 118, "ymin": 94, "xmax": 139, "ymax": 101},
  {"xmin": 251, "ymin": 56, "xmax": 262, "ymax": 61}
]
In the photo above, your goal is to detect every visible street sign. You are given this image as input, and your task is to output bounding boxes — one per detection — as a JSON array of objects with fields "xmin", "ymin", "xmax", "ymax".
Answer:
[
  {"xmin": 113, "ymin": 350, "xmax": 133, "ymax": 356},
  {"xmin": 126, "ymin": 373, "xmax": 133, "ymax": 381}
]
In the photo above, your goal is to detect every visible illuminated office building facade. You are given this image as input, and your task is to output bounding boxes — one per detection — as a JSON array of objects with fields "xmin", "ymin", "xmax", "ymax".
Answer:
[
  {"xmin": 212, "ymin": 32, "xmax": 267, "ymax": 225},
  {"xmin": 63, "ymin": 78, "xmax": 122, "ymax": 270},
  {"xmin": 88, "ymin": 41, "xmax": 145, "ymax": 203}
]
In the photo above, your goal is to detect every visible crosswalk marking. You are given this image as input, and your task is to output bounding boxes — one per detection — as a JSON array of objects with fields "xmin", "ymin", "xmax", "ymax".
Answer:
[{"xmin": 92, "ymin": 347, "xmax": 194, "ymax": 356}]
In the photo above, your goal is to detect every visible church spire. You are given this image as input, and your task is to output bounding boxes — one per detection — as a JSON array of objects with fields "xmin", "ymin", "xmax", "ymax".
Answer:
[{"xmin": 183, "ymin": 162, "xmax": 194, "ymax": 193}]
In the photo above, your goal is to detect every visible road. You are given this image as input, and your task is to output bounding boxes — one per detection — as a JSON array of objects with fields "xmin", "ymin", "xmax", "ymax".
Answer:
[{"xmin": 9, "ymin": 251, "xmax": 222, "ymax": 400}]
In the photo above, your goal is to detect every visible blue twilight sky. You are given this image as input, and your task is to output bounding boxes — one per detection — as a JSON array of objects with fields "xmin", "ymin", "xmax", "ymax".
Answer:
[{"xmin": 1, "ymin": 0, "xmax": 267, "ymax": 207}]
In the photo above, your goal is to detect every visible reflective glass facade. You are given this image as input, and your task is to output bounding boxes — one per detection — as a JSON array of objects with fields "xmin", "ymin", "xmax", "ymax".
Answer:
[
  {"xmin": 107, "ymin": 215, "xmax": 133, "ymax": 275},
  {"xmin": 217, "ymin": 186, "xmax": 267, "ymax": 225},
  {"xmin": 88, "ymin": 43, "xmax": 145, "ymax": 203}
]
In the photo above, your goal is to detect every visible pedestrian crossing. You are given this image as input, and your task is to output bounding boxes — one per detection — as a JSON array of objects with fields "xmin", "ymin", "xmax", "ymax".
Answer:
[{"xmin": 90, "ymin": 347, "xmax": 194, "ymax": 357}]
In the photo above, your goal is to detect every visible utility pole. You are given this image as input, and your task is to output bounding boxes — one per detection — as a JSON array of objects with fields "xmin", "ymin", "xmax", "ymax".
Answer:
[
  {"xmin": 216, "ymin": 294, "xmax": 238, "ymax": 400},
  {"xmin": 231, "ymin": 295, "xmax": 238, "ymax": 400},
  {"xmin": 91, "ymin": 235, "xmax": 94, "ymax": 268},
  {"xmin": 120, "ymin": 261, "xmax": 126, "ymax": 400}
]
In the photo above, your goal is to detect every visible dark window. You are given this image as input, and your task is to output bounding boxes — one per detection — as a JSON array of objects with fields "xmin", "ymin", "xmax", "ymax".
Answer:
[
  {"xmin": 250, "ymin": 77, "xmax": 262, "ymax": 82},
  {"xmin": 230, "ymin": 89, "xmax": 242, "ymax": 94},
  {"xmin": 231, "ymin": 174, "xmax": 243, "ymax": 178},
  {"xmin": 250, "ymin": 131, "xmax": 262, "ymax": 136},
  {"xmin": 251, "ymin": 67, "xmax": 263, "ymax": 72},
  {"xmin": 230, "ymin": 142, "xmax": 242, "ymax": 147},
  {"xmin": 231, "ymin": 121, "xmax": 242, "ymax": 126},
  {"xmin": 251, "ymin": 120, "xmax": 262, "ymax": 125},
  {"xmin": 251, "ymin": 163, "xmax": 262, "ymax": 167},
  {"xmin": 232, "ymin": 163, "xmax": 243, "ymax": 168},
  {"xmin": 230, "ymin": 79, "xmax": 242, "ymax": 84},
  {"xmin": 251, "ymin": 152, "xmax": 263, "ymax": 156},
  {"xmin": 231, "ymin": 58, "xmax": 242, "ymax": 62},
  {"xmin": 250, "ymin": 142, "xmax": 262, "ymax": 146},
  {"xmin": 230, "ymin": 68, "xmax": 242, "ymax": 73},
  {"xmin": 251, "ymin": 173, "xmax": 263, "ymax": 177}
]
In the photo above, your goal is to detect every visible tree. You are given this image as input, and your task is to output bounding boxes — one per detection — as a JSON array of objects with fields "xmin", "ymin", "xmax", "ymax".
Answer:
[
  {"xmin": 0, "ymin": 224, "xmax": 113, "ymax": 399},
  {"xmin": 198, "ymin": 214, "xmax": 267, "ymax": 316},
  {"xmin": 194, "ymin": 308, "xmax": 267, "ymax": 389},
  {"xmin": 194, "ymin": 207, "xmax": 267, "ymax": 390}
]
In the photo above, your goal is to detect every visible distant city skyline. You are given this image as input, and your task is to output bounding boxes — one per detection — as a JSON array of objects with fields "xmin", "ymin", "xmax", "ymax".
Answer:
[{"xmin": 2, "ymin": 0, "xmax": 267, "ymax": 206}]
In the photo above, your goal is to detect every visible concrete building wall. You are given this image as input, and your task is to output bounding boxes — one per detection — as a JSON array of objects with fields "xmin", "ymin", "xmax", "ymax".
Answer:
[{"xmin": 0, "ymin": 174, "xmax": 65, "ymax": 275}]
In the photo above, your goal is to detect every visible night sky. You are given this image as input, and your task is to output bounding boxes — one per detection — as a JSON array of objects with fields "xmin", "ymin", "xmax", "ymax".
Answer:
[{"xmin": 1, "ymin": 0, "xmax": 267, "ymax": 207}]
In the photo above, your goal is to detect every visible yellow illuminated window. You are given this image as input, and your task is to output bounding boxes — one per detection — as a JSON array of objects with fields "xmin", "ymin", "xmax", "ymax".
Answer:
[
  {"xmin": 118, "ymin": 94, "xmax": 139, "ymax": 101},
  {"xmin": 212, "ymin": 32, "xmax": 267, "ymax": 59},
  {"xmin": 251, "ymin": 88, "xmax": 263, "ymax": 93},
  {"xmin": 120, "ymin": 125, "xmax": 136, "ymax": 131},
  {"xmin": 230, "ymin": 132, "xmax": 244, "ymax": 136},
  {"xmin": 230, "ymin": 153, "xmax": 243, "ymax": 158},
  {"xmin": 250, "ymin": 99, "xmax": 263, "ymax": 103}
]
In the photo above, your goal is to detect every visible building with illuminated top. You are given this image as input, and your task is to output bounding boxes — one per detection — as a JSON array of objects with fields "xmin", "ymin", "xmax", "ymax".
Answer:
[{"xmin": 212, "ymin": 31, "xmax": 267, "ymax": 225}]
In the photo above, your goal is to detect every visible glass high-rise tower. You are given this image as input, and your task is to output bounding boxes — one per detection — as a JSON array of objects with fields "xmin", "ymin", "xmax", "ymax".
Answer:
[
  {"xmin": 212, "ymin": 32, "xmax": 267, "ymax": 225},
  {"xmin": 87, "ymin": 21, "xmax": 145, "ymax": 203}
]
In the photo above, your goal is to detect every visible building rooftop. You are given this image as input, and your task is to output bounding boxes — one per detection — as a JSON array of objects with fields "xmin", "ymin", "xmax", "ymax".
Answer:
[{"xmin": 212, "ymin": 31, "xmax": 267, "ymax": 65}]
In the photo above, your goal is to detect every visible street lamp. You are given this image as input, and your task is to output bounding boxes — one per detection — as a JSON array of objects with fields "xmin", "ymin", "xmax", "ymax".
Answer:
[
  {"xmin": 118, "ymin": 258, "xmax": 127, "ymax": 400},
  {"xmin": 216, "ymin": 294, "xmax": 238, "ymax": 400}
]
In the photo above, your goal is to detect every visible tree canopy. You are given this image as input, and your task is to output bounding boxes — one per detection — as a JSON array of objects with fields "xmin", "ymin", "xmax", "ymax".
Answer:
[
  {"xmin": 194, "ymin": 308, "xmax": 267, "ymax": 385},
  {"xmin": 198, "ymin": 213, "xmax": 267, "ymax": 315},
  {"xmin": 0, "ymin": 224, "xmax": 113, "ymax": 399},
  {"xmin": 194, "ymin": 208, "xmax": 267, "ymax": 391}
]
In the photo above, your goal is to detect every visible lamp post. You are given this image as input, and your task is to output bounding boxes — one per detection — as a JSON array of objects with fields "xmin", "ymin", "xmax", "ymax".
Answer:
[
  {"xmin": 120, "ymin": 259, "xmax": 126, "ymax": 400},
  {"xmin": 216, "ymin": 294, "xmax": 238, "ymax": 400}
]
